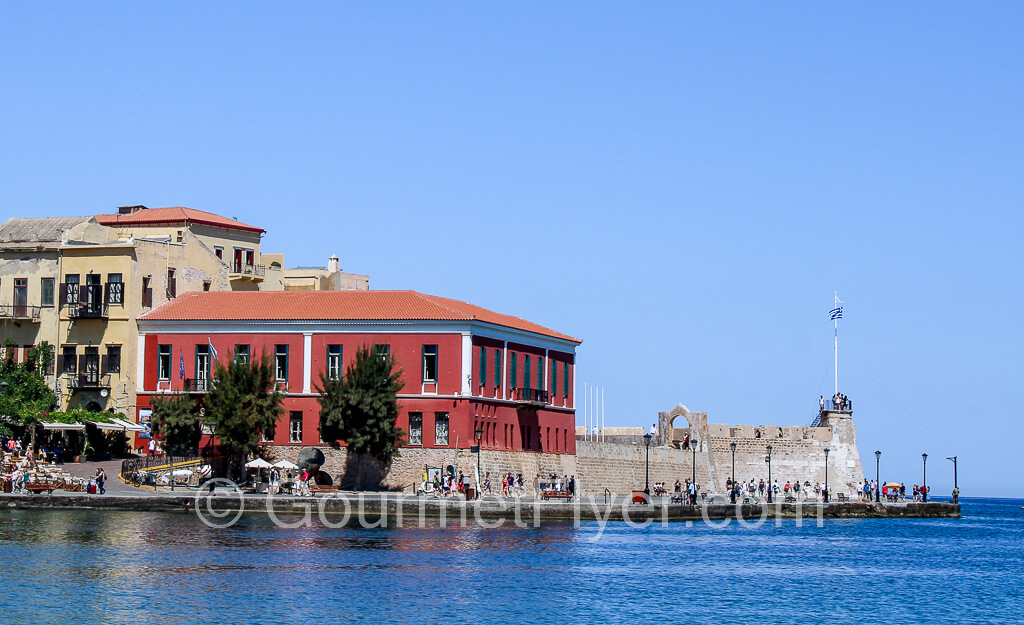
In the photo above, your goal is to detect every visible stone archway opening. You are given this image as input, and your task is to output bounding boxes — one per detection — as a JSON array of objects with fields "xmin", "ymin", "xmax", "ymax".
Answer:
[{"xmin": 657, "ymin": 404, "xmax": 708, "ymax": 450}]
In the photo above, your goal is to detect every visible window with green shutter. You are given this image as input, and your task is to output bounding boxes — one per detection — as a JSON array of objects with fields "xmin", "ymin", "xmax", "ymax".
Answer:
[
  {"xmin": 524, "ymin": 355, "xmax": 531, "ymax": 391},
  {"xmin": 511, "ymin": 353, "xmax": 518, "ymax": 388},
  {"xmin": 494, "ymin": 349, "xmax": 501, "ymax": 387},
  {"xmin": 479, "ymin": 346, "xmax": 486, "ymax": 385}
]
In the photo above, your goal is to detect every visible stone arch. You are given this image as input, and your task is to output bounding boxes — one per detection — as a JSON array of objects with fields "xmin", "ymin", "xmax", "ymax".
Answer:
[{"xmin": 657, "ymin": 404, "xmax": 708, "ymax": 448}]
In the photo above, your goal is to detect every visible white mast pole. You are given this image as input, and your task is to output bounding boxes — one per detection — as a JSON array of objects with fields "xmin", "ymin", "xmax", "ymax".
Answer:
[
  {"xmin": 834, "ymin": 291, "xmax": 839, "ymax": 395},
  {"xmin": 584, "ymin": 381, "xmax": 588, "ymax": 441},
  {"xmin": 601, "ymin": 387, "xmax": 605, "ymax": 443}
]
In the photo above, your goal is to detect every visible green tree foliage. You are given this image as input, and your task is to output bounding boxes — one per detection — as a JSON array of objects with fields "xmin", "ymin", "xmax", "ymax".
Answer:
[
  {"xmin": 0, "ymin": 339, "xmax": 57, "ymax": 427},
  {"xmin": 318, "ymin": 345, "xmax": 405, "ymax": 487},
  {"xmin": 150, "ymin": 393, "xmax": 200, "ymax": 456},
  {"xmin": 204, "ymin": 352, "xmax": 284, "ymax": 475}
]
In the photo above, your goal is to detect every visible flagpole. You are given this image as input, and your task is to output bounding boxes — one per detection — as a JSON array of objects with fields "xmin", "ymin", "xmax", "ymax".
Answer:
[{"xmin": 834, "ymin": 291, "xmax": 839, "ymax": 395}]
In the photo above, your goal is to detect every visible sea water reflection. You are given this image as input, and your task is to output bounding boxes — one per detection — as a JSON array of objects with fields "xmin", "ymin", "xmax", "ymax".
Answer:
[{"xmin": 0, "ymin": 499, "xmax": 1021, "ymax": 624}]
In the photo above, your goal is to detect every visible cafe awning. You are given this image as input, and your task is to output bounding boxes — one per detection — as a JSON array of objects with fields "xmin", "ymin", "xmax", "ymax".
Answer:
[
  {"xmin": 111, "ymin": 418, "xmax": 146, "ymax": 432},
  {"xmin": 86, "ymin": 420, "xmax": 124, "ymax": 432},
  {"xmin": 40, "ymin": 422, "xmax": 85, "ymax": 431}
]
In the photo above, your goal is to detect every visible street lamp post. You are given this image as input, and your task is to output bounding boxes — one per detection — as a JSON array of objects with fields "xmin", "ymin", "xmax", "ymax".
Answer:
[
  {"xmin": 824, "ymin": 448, "xmax": 831, "ymax": 503},
  {"xmin": 765, "ymin": 445, "xmax": 773, "ymax": 503},
  {"xmin": 922, "ymin": 453, "xmax": 928, "ymax": 503},
  {"xmin": 730, "ymin": 442, "xmax": 737, "ymax": 504},
  {"xmin": 474, "ymin": 426, "xmax": 484, "ymax": 500},
  {"xmin": 643, "ymin": 432, "xmax": 653, "ymax": 496},
  {"xmin": 691, "ymin": 438, "xmax": 697, "ymax": 503},
  {"xmin": 947, "ymin": 455, "xmax": 958, "ymax": 503},
  {"xmin": 875, "ymin": 450, "xmax": 881, "ymax": 503}
]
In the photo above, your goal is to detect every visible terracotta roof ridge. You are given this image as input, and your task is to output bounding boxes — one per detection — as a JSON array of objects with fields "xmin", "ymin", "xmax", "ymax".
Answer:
[{"xmin": 409, "ymin": 291, "xmax": 475, "ymax": 321}]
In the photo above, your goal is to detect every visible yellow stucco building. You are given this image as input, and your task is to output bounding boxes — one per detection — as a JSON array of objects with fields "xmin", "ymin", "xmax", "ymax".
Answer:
[{"xmin": 0, "ymin": 205, "xmax": 367, "ymax": 425}]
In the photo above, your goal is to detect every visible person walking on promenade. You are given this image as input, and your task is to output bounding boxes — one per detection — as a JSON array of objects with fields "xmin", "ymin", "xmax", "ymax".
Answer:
[
  {"xmin": 95, "ymin": 468, "xmax": 106, "ymax": 495},
  {"xmin": 148, "ymin": 438, "xmax": 156, "ymax": 457},
  {"xmin": 269, "ymin": 468, "xmax": 280, "ymax": 495},
  {"xmin": 534, "ymin": 474, "xmax": 541, "ymax": 497}
]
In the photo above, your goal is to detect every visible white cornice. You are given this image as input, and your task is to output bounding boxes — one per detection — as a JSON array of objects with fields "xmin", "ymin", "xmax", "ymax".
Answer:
[{"xmin": 137, "ymin": 318, "xmax": 580, "ymax": 351}]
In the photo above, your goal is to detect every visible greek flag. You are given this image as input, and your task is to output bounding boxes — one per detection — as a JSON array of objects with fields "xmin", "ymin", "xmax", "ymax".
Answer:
[
  {"xmin": 830, "ymin": 307, "xmax": 843, "ymax": 320},
  {"xmin": 208, "ymin": 337, "xmax": 219, "ymax": 361}
]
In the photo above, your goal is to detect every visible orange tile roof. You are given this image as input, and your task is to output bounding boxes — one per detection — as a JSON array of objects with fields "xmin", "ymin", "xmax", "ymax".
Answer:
[
  {"xmin": 140, "ymin": 291, "xmax": 581, "ymax": 343},
  {"xmin": 95, "ymin": 207, "xmax": 265, "ymax": 234}
]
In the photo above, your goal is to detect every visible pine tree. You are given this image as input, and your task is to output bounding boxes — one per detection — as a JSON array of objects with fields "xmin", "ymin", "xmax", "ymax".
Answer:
[
  {"xmin": 150, "ymin": 393, "xmax": 200, "ymax": 456},
  {"xmin": 318, "ymin": 345, "xmax": 405, "ymax": 489},
  {"xmin": 204, "ymin": 352, "xmax": 284, "ymax": 478}
]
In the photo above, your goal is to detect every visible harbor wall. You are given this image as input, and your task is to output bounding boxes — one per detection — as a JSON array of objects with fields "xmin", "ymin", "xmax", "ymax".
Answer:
[{"xmin": 261, "ymin": 410, "xmax": 864, "ymax": 498}]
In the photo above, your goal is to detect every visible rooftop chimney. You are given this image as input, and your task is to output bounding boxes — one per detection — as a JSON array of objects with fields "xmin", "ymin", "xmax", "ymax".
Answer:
[{"xmin": 328, "ymin": 255, "xmax": 340, "ymax": 273}]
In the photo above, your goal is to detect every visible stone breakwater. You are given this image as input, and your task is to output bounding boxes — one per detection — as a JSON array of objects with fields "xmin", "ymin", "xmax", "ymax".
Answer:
[{"xmin": 0, "ymin": 493, "xmax": 959, "ymax": 523}]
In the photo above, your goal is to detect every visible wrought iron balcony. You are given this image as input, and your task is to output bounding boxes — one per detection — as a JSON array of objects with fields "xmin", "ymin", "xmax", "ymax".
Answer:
[
  {"xmin": 230, "ymin": 263, "xmax": 266, "ymax": 278},
  {"xmin": 60, "ymin": 283, "xmax": 123, "ymax": 318},
  {"xmin": 68, "ymin": 301, "xmax": 109, "ymax": 319},
  {"xmin": 183, "ymin": 378, "xmax": 214, "ymax": 393},
  {"xmin": 0, "ymin": 305, "xmax": 42, "ymax": 321},
  {"xmin": 512, "ymin": 388, "xmax": 549, "ymax": 405},
  {"xmin": 66, "ymin": 373, "xmax": 110, "ymax": 390}
]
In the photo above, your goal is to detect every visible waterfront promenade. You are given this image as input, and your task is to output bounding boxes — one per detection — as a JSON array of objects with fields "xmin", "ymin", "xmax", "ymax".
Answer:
[{"xmin": 0, "ymin": 489, "xmax": 959, "ymax": 523}]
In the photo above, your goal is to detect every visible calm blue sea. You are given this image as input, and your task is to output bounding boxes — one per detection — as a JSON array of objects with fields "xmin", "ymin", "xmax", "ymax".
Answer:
[{"xmin": 0, "ymin": 498, "xmax": 1020, "ymax": 624}]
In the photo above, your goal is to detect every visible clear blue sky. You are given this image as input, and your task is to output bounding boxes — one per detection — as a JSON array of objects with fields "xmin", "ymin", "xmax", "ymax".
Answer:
[{"xmin": 2, "ymin": 4, "xmax": 1021, "ymax": 497}]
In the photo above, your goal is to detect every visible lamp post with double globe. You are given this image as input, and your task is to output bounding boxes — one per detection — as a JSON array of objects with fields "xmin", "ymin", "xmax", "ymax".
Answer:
[
  {"xmin": 765, "ymin": 445, "xmax": 773, "ymax": 503},
  {"xmin": 875, "ymin": 450, "xmax": 881, "ymax": 503},
  {"xmin": 730, "ymin": 442, "xmax": 737, "ymax": 503},
  {"xmin": 824, "ymin": 448, "xmax": 831, "ymax": 503},
  {"xmin": 922, "ymin": 453, "xmax": 928, "ymax": 502},
  {"xmin": 643, "ymin": 432, "xmax": 653, "ymax": 496},
  {"xmin": 473, "ymin": 426, "xmax": 484, "ymax": 500},
  {"xmin": 947, "ymin": 455, "xmax": 958, "ymax": 502}
]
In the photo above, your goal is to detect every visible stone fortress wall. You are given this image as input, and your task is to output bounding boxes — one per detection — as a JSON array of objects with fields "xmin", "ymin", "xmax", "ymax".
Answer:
[{"xmin": 264, "ymin": 405, "xmax": 864, "ymax": 499}]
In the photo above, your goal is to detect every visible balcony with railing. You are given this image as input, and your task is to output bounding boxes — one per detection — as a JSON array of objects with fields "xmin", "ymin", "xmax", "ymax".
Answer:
[
  {"xmin": 184, "ymin": 378, "xmax": 215, "ymax": 393},
  {"xmin": 0, "ymin": 305, "xmax": 42, "ymax": 321},
  {"xmin": 512, "ymin": 387, "xmax": 549, "ymax": 406},
  {"xmin": 229, "ymin": 263, "xmax": 266, "ymax": 280},
  {"xmin": 66, "ymin": 372, "xmax": 111, "ymax": 390},
  {"xmin": 68, "ymin": 300, "xmax": 109, "ymax": 319},
  {"xmin": 61, "ymin": 283, "xmax": 123, "ymax": 319}
]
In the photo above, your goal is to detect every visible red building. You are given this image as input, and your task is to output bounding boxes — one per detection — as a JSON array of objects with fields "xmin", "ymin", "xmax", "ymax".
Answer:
[{"xmin": 135, "ymin": 290, "xmax": 580, "ymax": 454}]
